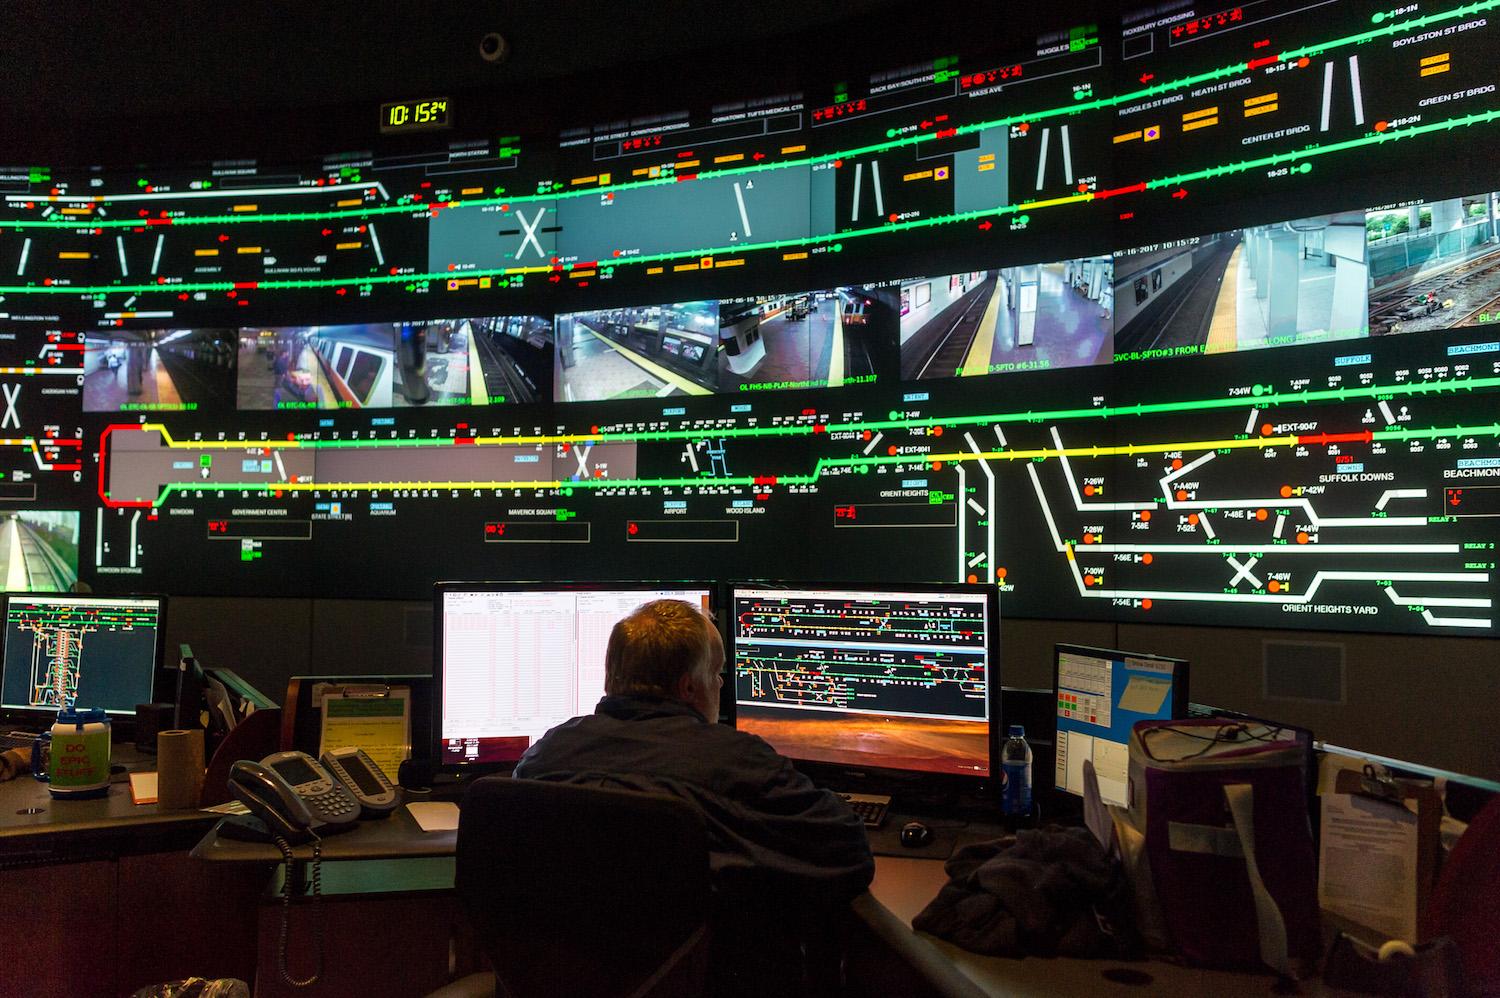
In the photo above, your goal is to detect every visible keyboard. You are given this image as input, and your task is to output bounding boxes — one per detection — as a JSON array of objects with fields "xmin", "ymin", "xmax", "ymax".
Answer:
[
  {"xmin": 1, "ymin": 731, "xmax": 41, "ymax": 751},
  {"xmin": 839, "ymin": 792, "xmax": 892, "ymax": 829}
]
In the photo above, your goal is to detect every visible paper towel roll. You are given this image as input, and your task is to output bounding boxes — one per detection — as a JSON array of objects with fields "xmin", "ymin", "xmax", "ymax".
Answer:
[{"xmin": 157, "ymin": 729, "xmax": 205, "ymax": 809}]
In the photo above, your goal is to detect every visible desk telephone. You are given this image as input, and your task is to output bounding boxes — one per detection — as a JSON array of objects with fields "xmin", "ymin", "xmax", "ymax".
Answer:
[
  {"xmin": 222, "ymin": 748, "xmax": 399, "ymax": 987},
  {"xmin": 226, "ymin": 748, "xmax": 400, "ymax": 842}
]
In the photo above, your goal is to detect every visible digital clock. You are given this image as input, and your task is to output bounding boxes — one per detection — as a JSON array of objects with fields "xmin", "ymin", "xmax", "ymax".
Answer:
[{"xmin": 380, "ymin": 98, "xmax": 451, "ymax": 134}]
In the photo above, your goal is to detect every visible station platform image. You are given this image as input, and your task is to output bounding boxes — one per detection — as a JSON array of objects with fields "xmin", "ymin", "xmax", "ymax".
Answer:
[
  {"xmin": 554, "ymin": 302, "xmax": 719, "ymax": 402},
  {"xmin": 1114, "ymin": 211, "xmax": 1369, "ymax": 356},
  {"xmin": 82, "ymin": 330, "xmax": 236, "ymax": 412},
  {"xmin": 899, "ymin": 258, "xmax": 1113, "ymax": 379}
]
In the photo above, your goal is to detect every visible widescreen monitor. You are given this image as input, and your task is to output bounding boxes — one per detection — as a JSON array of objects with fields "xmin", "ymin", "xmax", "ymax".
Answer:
[
  {"xmin": 434, "ymin": 582, "xmax": 715, "ymax": 767},
  {"xmin": 0, "ymin": 594, "xmax": 165, "ymax": 718},
  {"xmin": 1054, "ymin": 644, "xmax": 1189, "ymax": 807},
  {"xmin": 731, "ymin": 583, "xmax": 999, "ymax": 779}
]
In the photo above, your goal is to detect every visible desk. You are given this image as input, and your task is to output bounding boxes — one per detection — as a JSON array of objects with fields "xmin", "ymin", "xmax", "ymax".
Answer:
[
  {"xmin": 191, "ymin": 806, "xmax": 473, "ymax": 997},
  {"xmin": 861, "ymin": 856, "xmax": 1354, "ymax": 997},
  {"xmin": 190, "ymin": 806, "xmax": 1358, "ymax": 997},
  {"xmin": 0, "ymin": 747, "xmax": 261, "ymax": 997}
]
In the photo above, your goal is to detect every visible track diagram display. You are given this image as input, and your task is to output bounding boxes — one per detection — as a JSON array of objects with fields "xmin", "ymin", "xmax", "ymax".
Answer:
[
  {"xmin": 0, "ymin": 596, "xmax": 161, "ymax": 714},
  {"xmin": 732, "ymin": 587, "xmax": 994, "ymax": 775},
  {"xmin": 0, "ymin": 0, "xmax": 1489, "ymax": 645}
]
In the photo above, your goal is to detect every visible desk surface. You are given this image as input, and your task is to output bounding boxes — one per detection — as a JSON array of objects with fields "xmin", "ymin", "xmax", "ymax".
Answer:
[
  {"xmin": 191, "ymin": 802, "xmax": 456, "ymax": 862},
  {"xmin": 190, "ymin": 804, "xmax": 1357, "ymax": 997},
  {"xmin": 870, "ymin": 856, "xmax": 1356, "ymax": 998},
  {"xmin": 0, "ymin": 747, "xmax": 214, "ymax": 846}
]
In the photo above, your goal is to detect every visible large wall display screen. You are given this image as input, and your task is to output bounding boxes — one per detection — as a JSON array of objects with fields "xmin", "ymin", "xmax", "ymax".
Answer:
[{"xmin": 0, "ymin": 0, "xmax": 1497, "ymax": 638}]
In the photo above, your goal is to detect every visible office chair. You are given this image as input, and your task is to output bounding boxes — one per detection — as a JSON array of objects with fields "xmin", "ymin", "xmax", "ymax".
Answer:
[{"xmin": 444, "ymin": 776, "xmax": 712, "ymax": 998}]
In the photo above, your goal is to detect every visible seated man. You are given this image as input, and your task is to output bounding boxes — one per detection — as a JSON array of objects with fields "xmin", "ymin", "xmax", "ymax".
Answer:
[{"xmin": 514, "ymin": 598, "xmax": 874, "ymax": 992}]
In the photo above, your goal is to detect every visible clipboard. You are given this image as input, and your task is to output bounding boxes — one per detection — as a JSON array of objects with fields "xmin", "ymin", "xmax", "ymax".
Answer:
[
  {"xmin": 1320, "ymin": 766, "xmax": 1442, "ymax": 942},
  {"xmin": 317, "ymin": 683, "xmax": 412, "ymax": 782}
]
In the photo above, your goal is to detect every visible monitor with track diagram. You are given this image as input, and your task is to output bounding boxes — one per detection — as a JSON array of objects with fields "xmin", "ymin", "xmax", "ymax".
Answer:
[
  {"xmin": 731, "ymin": 583, "xmax": 999, "ymax": 779},
  {"xmin": 0, "ymin": 594, "xmax": 165, "ymax": 718}
]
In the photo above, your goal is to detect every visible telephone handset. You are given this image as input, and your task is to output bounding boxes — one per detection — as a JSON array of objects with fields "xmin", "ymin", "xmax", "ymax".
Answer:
[
  {"xmin": 227, "ymin": 761, "xmax": 316, "ymax": 841},
  {"xmin": 222, "ymin": 750, "xmax": 361, "ymax": 989},
  {"xmin": 226, "ymin": 751, "xmax": 359, "ymax": 843}
]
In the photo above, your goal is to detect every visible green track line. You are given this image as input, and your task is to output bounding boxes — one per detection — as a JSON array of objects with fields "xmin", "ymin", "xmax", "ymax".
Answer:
[
  {"xmin": 178, "ymin": 373, "xmax": 1500, "ymax": 451},
  {"xmin": 124, "ymin": 374, "xmax": 1500, "ymax": 507},
  {"xmin": 4, "ymin": 0, "xmax": 1496, "ymax": 235},
  {"xmin": 7, "ymin": 100, "xmax": 1500, "ymax": 299}
]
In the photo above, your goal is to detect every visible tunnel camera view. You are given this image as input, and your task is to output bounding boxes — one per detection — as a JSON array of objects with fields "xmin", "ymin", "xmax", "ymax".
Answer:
[
  {"xmin": 719, "ymin": 285, "xmax": 895, "ymax": 392},
  {"xmin": 1113, "ymin": 211, "xmax": 1369, "ymax": 358},
  {"xmin": 83, "ymin": 329, "xmax": 236, "ymax": 412},
  {"xmin": 554, "ymin": 300, "xmax": 719, "ymax": 402},
  {"xmin": 1367, "ymin": 190, "xmax": 1500, "ymax": 335},
  {"xmin": 899, "ymin": 259, "xmax": 1114, "ymax": 380},
  {"xmin": 466, "ymin": 315, "xmax": 554, "ymax": 405},
  {"xmin": 0, "ymin": 511, "xmax": 79, "ymax": 592},
  {"xmin": 237, "ymin": 325, "xmax": 395, "ymax": 410}
]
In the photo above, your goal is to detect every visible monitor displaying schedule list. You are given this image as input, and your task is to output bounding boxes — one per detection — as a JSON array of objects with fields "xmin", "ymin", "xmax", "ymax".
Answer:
[
  {"xmin": 435, "ymin": 583, "xmax": 714, "ymax": 767},
  {"xmin": 1054, "ymin": 644, "xmax": 1189, "ymax": 807},
  {"xmin": 732, "ymin": 584, "xmax": 998, "ymax": 778},
  {"xmin": 0, "ymin": 595, "xmax": 164, "ymax": 717}
]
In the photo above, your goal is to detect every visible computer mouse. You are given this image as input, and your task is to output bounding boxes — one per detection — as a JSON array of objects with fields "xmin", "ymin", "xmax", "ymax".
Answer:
[{"xmin": 900, "ymin": 821, "xmax": 933, "ymax": 848}]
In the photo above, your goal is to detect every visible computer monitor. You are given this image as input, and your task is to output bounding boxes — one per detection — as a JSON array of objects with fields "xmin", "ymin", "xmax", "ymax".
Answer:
[
  {"xmin": 730, "ymin": 583, "xmax": 999, "ymax": 779},
  {"xmin": 1053, "ymin": 644, "xmax": 1189, "ymax": 807},
  {"xmin": 434, "ymin": 582, "xmax": 715, "ymax": 768},
  {"xmin": 0, "ymin": 594, "xmax": 166, "ymax": 718}
]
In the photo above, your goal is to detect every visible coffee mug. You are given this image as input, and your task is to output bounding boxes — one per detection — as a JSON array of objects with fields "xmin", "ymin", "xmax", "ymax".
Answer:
[{"xmin": 32, "ymin": 706, "xmax": 112, "ymax": 799}]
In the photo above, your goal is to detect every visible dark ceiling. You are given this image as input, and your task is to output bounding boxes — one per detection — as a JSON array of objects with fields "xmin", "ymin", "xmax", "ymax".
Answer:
[{"xmin": 0, "ymin": 1, "xmax": 1115, "ymax": 163}]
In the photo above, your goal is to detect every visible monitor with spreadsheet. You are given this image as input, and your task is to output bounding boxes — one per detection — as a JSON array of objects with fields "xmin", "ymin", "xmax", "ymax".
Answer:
[
  {"xmin": 1054, "ymin": 644, "xmax": 1189, "ymax": 807},
  {"xmin": 0, "ymin": 594, "xmax": 165, "ymax": 717},
  {"xmin": 434, "ymin": 582, "xmax": 715, "ymax": 767},
  {"xmin": 731, "ymin": 583, "xmax": 999, "ymax": 779}
]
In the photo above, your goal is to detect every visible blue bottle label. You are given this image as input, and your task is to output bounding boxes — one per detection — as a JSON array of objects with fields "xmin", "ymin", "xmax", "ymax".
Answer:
[{"xmin": 1002, "ymin": 760, "xmax": 1032, "ymax": 815}]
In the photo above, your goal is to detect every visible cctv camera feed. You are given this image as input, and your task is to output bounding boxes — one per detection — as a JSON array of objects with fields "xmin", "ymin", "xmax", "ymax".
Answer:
[
  {"xmin": 554, "ymin": 300, "xmax": 719, "ymax": 401},
  {"xmin": 1366, "ymin": 190, "xmax": 1500, "ymax": 335},
  {"xmin": 237, "ymin": 324, "xmax": 395, "ymax": 409},
  {"xmin": 83, "ymin": 329, "xmax": 237, "ymax": 412},
  {"xmin": 899, "ymin": 259, "xmax": 1114, "ymax": 379},
  {"xmin": 0, "ymin": 511, "xmax": 79, "ymax": 592},
  {"xmin": 718, "ymin": 285, "xmax": 896, "ymax": 392},
  {"xmin": 1113, "ymin": 211, "xmax": 1370, "ymax": 359},
  {"xmin": 465, "ymin": 315, "xmax": 554, "ymax": 405},
  {"xmin": 733, "ymin": 587, "xmax": 993, "ymax": 777},
  {"xmin": 392, "ymin": 320, "xmax": 472, "ymax": 407}
]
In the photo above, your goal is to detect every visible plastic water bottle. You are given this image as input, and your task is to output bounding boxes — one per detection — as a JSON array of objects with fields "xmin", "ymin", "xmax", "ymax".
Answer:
[{"xmin": 1001, "ymin": 724, "xmax": 1033, "ymax": 819}]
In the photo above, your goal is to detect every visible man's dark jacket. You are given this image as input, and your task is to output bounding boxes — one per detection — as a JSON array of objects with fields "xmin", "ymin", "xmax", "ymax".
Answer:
[{"xmin": 513, "ymin": 693, "xmax": 874, "ymax": 905}]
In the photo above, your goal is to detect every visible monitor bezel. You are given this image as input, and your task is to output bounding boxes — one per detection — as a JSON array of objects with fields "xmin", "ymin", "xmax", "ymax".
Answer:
[
  {"xmin": 1051, "ymin": 643, "xmax": 1190, "ymax": 801},
  {"xmin": 431, "ymin": 579, "xmax": 719, "ymax": 771},
  {"xmin": 726, "ymin": 579, "xmax": 1001, "ymax": 791},
  {"xmin": 0, "ymin": 591, "xmax": 169, "ymax": 722}
]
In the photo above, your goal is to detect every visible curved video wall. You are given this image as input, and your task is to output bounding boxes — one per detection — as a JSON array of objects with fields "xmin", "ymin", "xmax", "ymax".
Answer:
[{"xmin": 0, "ymin": 0, "xmax": 1498, "ymax": 638}]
